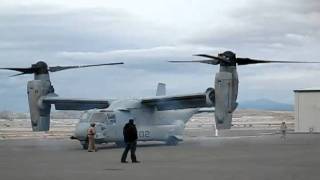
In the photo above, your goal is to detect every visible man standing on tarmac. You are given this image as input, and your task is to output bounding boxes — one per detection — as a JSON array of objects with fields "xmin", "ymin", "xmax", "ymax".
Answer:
[
  {"xmin": 280, "ymin": 121, "xmax": 288, "ymax": 140},
  {"xmin": 87, "ymin": 123, "xmax": 97, "ymax": 152},
  {"xmin": 121, "ymin": 119, "xmax": 140, "ymax": 163}
]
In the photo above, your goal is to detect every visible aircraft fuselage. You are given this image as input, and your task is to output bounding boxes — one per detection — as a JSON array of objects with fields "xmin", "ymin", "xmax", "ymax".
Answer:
[{"xmin": 73, "ymin": 99, "xmax": 199, "ymax": 148}]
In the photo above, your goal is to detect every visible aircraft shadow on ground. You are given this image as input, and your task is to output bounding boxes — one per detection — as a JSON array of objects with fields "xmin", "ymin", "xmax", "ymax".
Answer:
[{"xmin": 96, "ymin": 142, "xmax": 171, "ymax": 150}]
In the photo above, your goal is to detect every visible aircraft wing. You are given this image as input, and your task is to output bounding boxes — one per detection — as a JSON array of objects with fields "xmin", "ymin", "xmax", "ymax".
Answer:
[
  {"xmin": 141, "ymin": 89, "xmax": 214, "ymax": 111},
  {"xmin": 42, "ymin": 96, "xmax": 110, "ymax": 110}
]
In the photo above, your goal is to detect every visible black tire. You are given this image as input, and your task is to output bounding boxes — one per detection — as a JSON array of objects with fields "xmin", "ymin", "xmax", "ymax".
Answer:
[
  {"xmin": 166, "ymin": 136, "xmax": 179, "ymax": 146},
  {"xmin": 81, "ymin": 141, "xmax": 88, "ymax": 150}
]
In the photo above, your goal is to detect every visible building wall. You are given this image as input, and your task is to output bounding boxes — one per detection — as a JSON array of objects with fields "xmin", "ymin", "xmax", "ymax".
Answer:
[{"xmin": 295, "ymin": 92, "xmax": 320, "ymax": 132}]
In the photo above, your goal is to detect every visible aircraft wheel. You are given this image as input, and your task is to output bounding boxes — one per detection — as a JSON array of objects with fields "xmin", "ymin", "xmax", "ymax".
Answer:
[
  {"xmin": 166, "ymin": 136, "xmax": 179, "ymax": 146},
  {"xmin": 81, "ymin": 141, "xmax": 88, "ymax": 150}
]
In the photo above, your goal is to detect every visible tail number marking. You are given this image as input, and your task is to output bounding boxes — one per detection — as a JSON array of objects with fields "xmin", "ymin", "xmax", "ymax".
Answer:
[{"xmin": 138, "ymin": 130, "xmax": 150, "ymax": 138}]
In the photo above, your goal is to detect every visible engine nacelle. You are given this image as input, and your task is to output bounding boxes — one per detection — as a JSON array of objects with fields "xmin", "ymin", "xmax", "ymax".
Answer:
[
  {"xmin": 214, "ymin": 71, "xmax": 236, "ymax": 129},
  {"xmin": 27, "ymin": 80, "xmax": 52, "ymax": 131}
]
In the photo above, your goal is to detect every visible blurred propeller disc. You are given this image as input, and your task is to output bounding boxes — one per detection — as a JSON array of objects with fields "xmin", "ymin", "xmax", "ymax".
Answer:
[{"xmin": 0, "ymin": 61, "xmax": 124, "ymax": 77}]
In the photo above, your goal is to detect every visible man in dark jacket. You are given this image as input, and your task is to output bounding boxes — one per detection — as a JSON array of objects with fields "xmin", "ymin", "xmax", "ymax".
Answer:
[{"xmin": 121, "ymin": 119, "xmax": 140, "ymax": 163}]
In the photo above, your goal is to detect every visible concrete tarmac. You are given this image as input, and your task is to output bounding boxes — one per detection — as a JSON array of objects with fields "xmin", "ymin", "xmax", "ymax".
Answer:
[{"xmin": 1, "ymin": 133, "xmax": 320, "ymax": 180}]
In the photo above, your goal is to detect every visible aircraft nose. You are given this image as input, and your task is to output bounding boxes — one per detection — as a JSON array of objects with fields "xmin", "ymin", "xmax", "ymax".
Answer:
[{"xmin": 74, "ymin": 123, "xmax": 90, "ymax": 140}]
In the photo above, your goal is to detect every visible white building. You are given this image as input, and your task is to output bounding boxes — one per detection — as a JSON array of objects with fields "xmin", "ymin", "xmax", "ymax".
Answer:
[{"xmin": 294, "ymin": 89, "xmax": 320, "ymax": 132}]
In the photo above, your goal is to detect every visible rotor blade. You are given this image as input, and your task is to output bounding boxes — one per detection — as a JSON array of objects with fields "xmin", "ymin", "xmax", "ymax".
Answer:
[
  {"xmin": 0, "ymin": 67, "xmax": 36, "ymax": 77},
  {"xmin": 9, "ymin": 72, "xmax": 29, "ymax": 77},
  {"xmin": 193, "ymin": 54, "xmax": 233, "ymax": 64},
  {"xmin": 193, "ymin": 54, "xmax": 221, "ymax": 60},
  {"xmin": 0, "ymin": 67, "xmax": 35, "ymax": 73},
  {"xmin": 236, "ymin": 58, "xmax": 320, "ymax": 65},
  {"xmin": 49, "ymin": 62, "xmax": 124, "ymax": 72},
  {"xmin": 168, "ymin": 60, "xmax": 220, "ymax": 65}
]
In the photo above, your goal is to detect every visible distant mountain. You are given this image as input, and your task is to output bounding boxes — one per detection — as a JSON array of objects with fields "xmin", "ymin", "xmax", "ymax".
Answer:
[{"xmin": 238, "ymin": 99, "xmax": 293, "ymax": 111}]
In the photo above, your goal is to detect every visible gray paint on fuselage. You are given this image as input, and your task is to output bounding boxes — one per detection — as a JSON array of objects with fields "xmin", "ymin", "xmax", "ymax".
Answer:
[{"xmin": 74, "ymin": 98, "xmax": 199, "ymax": 143}]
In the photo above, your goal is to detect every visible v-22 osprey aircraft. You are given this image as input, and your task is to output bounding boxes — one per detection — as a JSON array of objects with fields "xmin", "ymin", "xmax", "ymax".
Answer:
[
  {"xmin": 1, "ymin": 51, "xmax": 317, "ymax": 149},
  {"xmin": 1, "ymin": 60, "xmax": 216, "ymax": 148}
]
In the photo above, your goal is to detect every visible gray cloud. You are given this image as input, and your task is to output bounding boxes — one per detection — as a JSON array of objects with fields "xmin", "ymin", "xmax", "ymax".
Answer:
[
  {"xmin": 185, "ymin": 0, "xmax": 320, "ymax": 58},
  {"xmin": 0, "ymin": 5, "xmax": 174, "ymax": 54},
  {"xmin": 0, "ymin": 1, "xmax": 320, "ymax": 111}
]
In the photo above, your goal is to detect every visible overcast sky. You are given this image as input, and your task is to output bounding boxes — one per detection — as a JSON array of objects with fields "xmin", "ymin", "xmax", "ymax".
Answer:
[{"xmin": 0, "ymin": 0, "xmax": 319, "ymax": 111}]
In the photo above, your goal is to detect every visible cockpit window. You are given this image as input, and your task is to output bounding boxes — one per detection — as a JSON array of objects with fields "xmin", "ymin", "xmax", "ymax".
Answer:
[
  {"xmin": 85, "ymin": 111, "xmax": 116, "ymax": 124},
  {"xmin": 107, "ymin": 113, "xmax": 116, "ymax": 124},
  {"xmin": 90, "ymin": 112, "xmax": 107, "ymax": 123},
  {"xmin": 80, "ymin": 112, "xmax": 90, "ymax": 122}
]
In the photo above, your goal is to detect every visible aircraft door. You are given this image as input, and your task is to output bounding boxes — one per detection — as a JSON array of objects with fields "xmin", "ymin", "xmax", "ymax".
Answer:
[
  {"xmin": 101, "ymin": 112, "xmax": 118, "ymax": 140},
  {"xmin": 113, "ymin": 111, "xmax": 134, "ymax": 140}
]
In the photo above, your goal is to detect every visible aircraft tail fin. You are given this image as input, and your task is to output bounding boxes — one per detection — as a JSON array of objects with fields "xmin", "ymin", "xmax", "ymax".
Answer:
[{"xmin": 156, "ymin": 83, "xmax": 166, "ymax": 96}]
